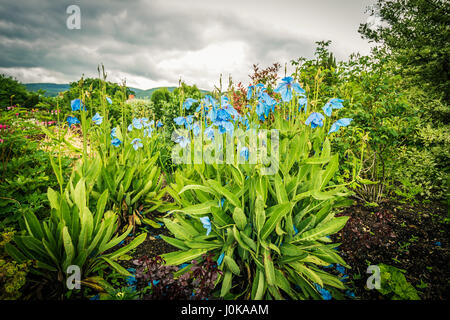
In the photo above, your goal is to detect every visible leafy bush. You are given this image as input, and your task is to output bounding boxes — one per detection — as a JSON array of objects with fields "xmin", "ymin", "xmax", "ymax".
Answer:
[
  {"xmin": 291, "ymin": 42, "xmax": 449, "ymax": 202},
  {"xmin": 5, "ymin": 166, "xmax": 146, "ymax": 292},
  {"xmin": 157, "ymin": 77, "xmax": 357, "ymax": 299},
  {"xmin": 0, "ymin": 114, "xmax": 72, "ymax": 229}
]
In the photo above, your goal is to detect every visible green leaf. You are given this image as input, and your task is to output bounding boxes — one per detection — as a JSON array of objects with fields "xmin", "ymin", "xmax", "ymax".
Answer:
[
  {"xmin": 220, "ymin": 270, "xmax": 233, "ymax": 297},
  {"xmin": 73, "ymin": 178, "xmax": 86, "ymax": 211},
  {"xmin": 171, "ymin": 201, "xmax": 217, "ymax": 216},
  {"xmin": 161, "ymin": 248, "xmax": 209, "ymax": 266},
  {"xmin": 319, "ymin": 154, "xmax": 339, "ymax": 190},
  {"xmin": 224, "ymin": 255, "xmax": 241, "ymax": 275},
  {"xmin": 289, "ymin": 262, "xmax": 323, "ymax": 287},
  {"xmin": 260, "ymin": 202, "xmax": 292, "ymax": 240},
  {"xmin": 207, "ymin": 179, "xmax": 240, "ymax": 208},
  {"xmin": 100, "ymin": 256, "xmax": 132, "ymax": 277},
  {"xmin": 95, "ymin": 189, "xmax": 109, "ymax": 228},
  {"xmin": 160, "ymin": 235, "xmax": 190, "ymax": 250},
  {"xmin": 264, "ymin": 249, "xmax": 276, "ymax": 286},
  {"xmin": 255, "ymin": 195, "xmax": 266, "ymax": 235},
  {"xmin": 293, "ymin": 216, "xmax": 349, "ymax": 242},
  {"xmin": 163, "ymin": 218, "xmax": 194, "ymax": 240},
  {"xmin": 106, "ymin": 233, "xmax": 147, "ymax": 261},
  {"xmin": 62, "ymin": 226, "xmax": 75, "ymax": 270},
  {"xmin": 232, "ymin": 207, "xmax": 247, "ymax": 231},
  {"xmin": 23, "ymin": 211, "xmax": 44, "ymax": 240},
  {"xmin": 47, "ymin": 187, "xmax": 60, "ymax": 211}
]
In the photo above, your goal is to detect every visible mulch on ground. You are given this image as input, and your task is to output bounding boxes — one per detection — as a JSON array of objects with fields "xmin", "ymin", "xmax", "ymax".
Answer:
[{"xmin": 332, "ymin": 198, "xmax": 449, "ymax": 300}]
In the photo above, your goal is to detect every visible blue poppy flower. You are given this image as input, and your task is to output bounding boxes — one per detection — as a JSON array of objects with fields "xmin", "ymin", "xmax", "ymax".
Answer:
[
  {"xmin": 192, "ymin": 122, "xmax": 201, "ymax": 136},
  {"xmin": 149, "ymin": 280, "xmax": 160, "ymax": 288},
  {"xmin": 174, "ymin": 135, "xmax": 190, "ymax": 148},
  {"xmin": 106, "ymin": 97, "xmax": 112, "ymax": 105},
  {"xmin": 92, "ymin": 112, "xmax": 103, "ymax": 125},
  {"xmin": 217, "ymin": 252, "xmax": 225, "ymax": 266},
  {"xmin": 293, "ymin": 225, "xmax": 299, "ymax": 235},
  {"xmin": 435, "ymin": 241, "xmax": 441, "ymax": 246},
  {"xmin": 111, "ymin": 138, "xmax": 122, "ymax": 147},
  {"xmin": 322, "ymin": 98, "xmax": 344, "ymax": 117},
  {"xmin": 131, "ymin": 138, "xmax": 143, "ymax": 150},
  {"xmin": 143, "ymin": 127, "xmax": 153, "ymax": 137},
  {"xmin": 240, "ymin": 146, "xmax": 249, "ymax": 161},
  {"xmin": 156, "ymin": 120, "xmax": 163, "ymax": 128},
  {"xmin": 202, "ymin": 95, "xmax": 218, "ymax": 108},
  {"xmin": 199, "ymin": 216, "xmax": 212, "ymax": 236},
  {"xmin": 314, "ymin": 283, "xmax": 332, "ymax": 300},
  {"xmin": 126, "ymin": 275, "xmax": 136, "ymax": 286},
  {"xmin": 174, "ymin": 116, "xmax": 186, "ymax": 126},
  {"xmin": 255, "ymin": 83, "xmax": 266, "ymax": 97},
  {"xmin": 247, "ymin": 85, "xmax": 254, "ymax": 100},
  {"xmin": 328, "ymin": 118, "xmax": 353, "ymax": 134},
  {"xmin": 179, "ymin": 263, "xmax": 189, "ymax": 270},
  {"xmin": 71, "ymin": 99, "xmax": 85, "ymax": 111},
  {"xmin": 132, "ymin": 118, "xmax": 149, "ymax": 130},
  {"xmin": 305, "ymin": 112, "xmax": 324, "ymax": 129},
  {"xmin": 89, "ymin": 294, "xmax": 100, "ymax": 300},
  {"xmin": 219, "ymin": 198, "xmax": 225, "ymax": 208},
  {"xmin": 185, "ymin": 115, "xmax": 194, "ymax": 127},
  {"xmin": 215, "ymin": 108, "xmax": 232, "ymax": 122},
  {"xmin": 336, "ymin": 264, "xmax": 346, "ymax": 274},
  {"xmin": 111, "ymin": 127, "xmax": 117, "ymax": 138},
  {"xmin": 67, "ymin": 116, "xmax": 80, "ymax": 126},
  {"xmin": 345, "ymin": 290, "xmax": 356, "ymax": 298},
  {"xmin": 256, "ymin": 92, "xmax": 277, "ymax": 121},
  {"xmin": 240, "ymin": 117, "xmax": 250, "ymax": 131},
  {"xmin": 340, "ymin": 274, "xmax": 349, "ymax": 282},
  {"xmin": 215, "ymin": 120, "xmax": 234, "ymax": 135},
  {"xmin": 204, "ymin": 126, "xmax": 215, "ymax": 140},
  {"xmin": 183, "ymin": 98, "xmax": 198, "ymax": 110},
  {"xmin": 298, "ymin": 97, "xmax": 308, "ymax": 113},
  {"xmin": 274, "ymin": 76, "xmax": 305, "ymax": 102}
]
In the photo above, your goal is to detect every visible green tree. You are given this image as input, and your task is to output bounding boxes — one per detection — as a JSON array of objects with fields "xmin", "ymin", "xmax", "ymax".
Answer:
[
  {"xmin": 0, "ymin": 74, "xmax": 35, "ymax": 107},
  {"xmin": 359, "ymin": 0, "xmax": 450, "ymax": 102}
]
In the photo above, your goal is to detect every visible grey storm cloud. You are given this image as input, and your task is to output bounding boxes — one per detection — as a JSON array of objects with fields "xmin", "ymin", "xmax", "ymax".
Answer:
[{"xmin": 0, "ymin": 0, "xmax": 375, "ymax": 89}]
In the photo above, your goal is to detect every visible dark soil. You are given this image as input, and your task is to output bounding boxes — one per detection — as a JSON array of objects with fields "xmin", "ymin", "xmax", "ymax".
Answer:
[
  {"xmin": 332, "ymin": 198, "xmax": 449, "ymax": 300},
  {"xmin": 116, "ymin": 225, "xmax": 178, "ymax": 270}
]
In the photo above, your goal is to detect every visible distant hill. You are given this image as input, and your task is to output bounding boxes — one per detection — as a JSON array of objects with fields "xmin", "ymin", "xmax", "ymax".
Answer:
[
  {"xmin": 25, "ymin": 83, "xmax": 208, "ymax": 99},
  {"xmin": 131, "ymin": 87, "xmax": 178, "ymax": 99},
  {"xmin": 25, "ymin": 83, "xmax": 70, "ymax": 96}
]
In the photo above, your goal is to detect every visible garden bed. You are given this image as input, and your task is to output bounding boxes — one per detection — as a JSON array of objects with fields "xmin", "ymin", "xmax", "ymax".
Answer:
[{"xmin": 333, "ymin": 198, "xmax": 449, "ymax": 300}]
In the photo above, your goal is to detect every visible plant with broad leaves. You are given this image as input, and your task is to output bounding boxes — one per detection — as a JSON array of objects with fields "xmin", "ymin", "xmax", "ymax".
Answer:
[{"xmin": 5, "ymin": 158, "xmax": 146, "ymax": 294}]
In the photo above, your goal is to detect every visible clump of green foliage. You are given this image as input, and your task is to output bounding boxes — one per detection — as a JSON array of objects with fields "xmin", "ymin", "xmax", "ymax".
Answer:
[
  {"xmin": 0, "ymin": 112, "xmax": 72, "ymax": 230},
  {"xmin": 376, "ymin": 263, "xmax": 421, "ymax": 300},
  {"xmin": 0, "ymin": 229, "xmax": 33, "ymax": 300},
  {"xmin": 0, "ymin": 74, "xmax": 40, "ymax": 107}
]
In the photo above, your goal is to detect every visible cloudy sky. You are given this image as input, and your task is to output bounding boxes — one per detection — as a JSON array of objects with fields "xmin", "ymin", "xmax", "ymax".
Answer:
[{"xmin": 0, "ymin": 0, "xmax": 376, "ymax": 90}]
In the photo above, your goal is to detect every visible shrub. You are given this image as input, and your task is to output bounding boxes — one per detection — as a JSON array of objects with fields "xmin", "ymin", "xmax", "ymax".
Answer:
[
  {"xmin": 158, "ymin": 78, "xmax": 357, "ymax": 299},
  {"xmin": 5, "ymin": 162, "xmax": 146, "ymax": 293},
  {"xmin": 0, "ymin": 229, "xmax": 32, "ymax": 299}
]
